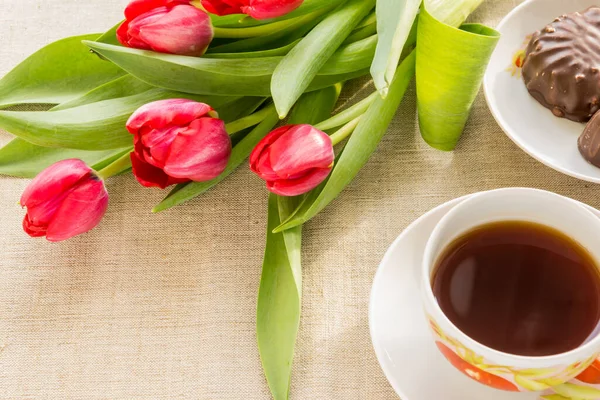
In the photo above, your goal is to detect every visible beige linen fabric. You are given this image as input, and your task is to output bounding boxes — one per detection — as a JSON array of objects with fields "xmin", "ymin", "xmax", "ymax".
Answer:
[{"xmin": 0, "ymin": 0, "xmax": 591, "ymax": 399}]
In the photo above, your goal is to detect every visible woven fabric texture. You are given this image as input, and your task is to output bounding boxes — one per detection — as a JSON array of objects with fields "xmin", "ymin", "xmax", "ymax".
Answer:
[{"xmin": 0, "ymin": 0, "xmax": 587, "ymax": 399}]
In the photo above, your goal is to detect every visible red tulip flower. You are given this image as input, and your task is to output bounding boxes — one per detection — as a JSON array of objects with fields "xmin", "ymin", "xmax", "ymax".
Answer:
[
  {"xmin": 20, "ymin": 159, "xmax": 109, "ymax": 242},
  {"xmin": 250, "ymin": 124, "xmax": 334, "ymax": 196},
  {"xmin": 201, "ymin": 0, "xmax": 303, "ymax": 20},
  {"xmin": 127, "ymin": 99, "xmax": 231, "ymax": 189},
  {"xmin": 117, "ymin": 0, "xmax": 214, "ymax": 56}
]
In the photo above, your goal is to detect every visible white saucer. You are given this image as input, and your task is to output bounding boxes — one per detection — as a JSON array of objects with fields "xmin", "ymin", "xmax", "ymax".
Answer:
[
  {"xmin": 369, "ymin": 192, "xmax": 600, "ymax": 400},
  {"xmin": 483, "ymin": 0, "xmax": 600, "ymax": 184}
]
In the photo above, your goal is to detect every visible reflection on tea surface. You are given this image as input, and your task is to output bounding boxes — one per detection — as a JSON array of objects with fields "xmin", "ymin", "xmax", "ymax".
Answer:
[{"xmin": 432, "ymin": 221, "xmax": 600, "ymax": 356}]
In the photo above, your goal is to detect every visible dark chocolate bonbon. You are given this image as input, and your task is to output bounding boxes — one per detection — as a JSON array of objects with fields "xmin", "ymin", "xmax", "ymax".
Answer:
[{"xmin": 523, "ymin": 7, "xmax": 600, "ymax": 123}]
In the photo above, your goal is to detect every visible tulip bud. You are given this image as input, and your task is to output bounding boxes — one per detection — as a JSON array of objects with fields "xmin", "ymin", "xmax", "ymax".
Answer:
[
  {"xmin": 117, "ymin": 0, "xmax": 214, "ymax": 56},
  {"xmin": 127, "ymin": 99, "xmax": 231, "ymax": 189},
  {"xmin": 249, "ymin": 124, "xmax": 334, "ymax": 196},
  {"xmin": 20, "ymin": 159, "xmax": 109, "ymax": 242},
  {"xmin": 200, "ymin": 0, "xmax": 303, "ymax": 20}
]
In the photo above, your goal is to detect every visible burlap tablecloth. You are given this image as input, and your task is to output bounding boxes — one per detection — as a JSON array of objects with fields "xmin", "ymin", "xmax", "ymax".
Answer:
[{"xmin": 1, "ymin": 0, "xmax": 592, "ymax": 398}]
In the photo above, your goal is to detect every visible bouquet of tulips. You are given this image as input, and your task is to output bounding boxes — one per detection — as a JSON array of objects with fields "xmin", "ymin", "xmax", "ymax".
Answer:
[{"xmin": 0, "ymin": 0, "xmax": 501, "ymax": 397}]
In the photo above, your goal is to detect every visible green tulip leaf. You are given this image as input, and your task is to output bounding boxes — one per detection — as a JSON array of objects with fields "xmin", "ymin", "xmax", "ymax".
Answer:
[
  {"xmin": 274, "ymin": 51, "xmax": 416, "ymax": 232},
  {"xmin": 271, "ymin": 0, "xmax": 375, "ymax": 117},
  {"xmin": 416, "ymin": 6, "xmax": 500, "ymax": 150},
  {"xmin": 51, "ymin": 74, "xmax": 152, "ymax": 111},
  {"xmin": 343, "ymin": 21, "xmax": 377, "ymax": 45},
  {"xmin": 207, "ymin": 11, "xmax": 323, "ymax": 54},
  {"xmin": 258, "ymin": 194, "xmax": 303, "ymax": 400},
  {"xmin": 370, "ymin": 0, "xmax": 421, "ymax": 97},
  {"xmin": 84, "ymin": 40, "xmax": 370, "ymax": 98},
  {"xmin": 85, "ymin": 40, "xmax": 279, "ymax": 96},
  {"xmin": 0, "ymin": 89, "xmax": 239, "ymax": 150},
  {"xmin": 257, "ymin": 86, "xmax": 340, "ymax": 400},
  {"xmin": 153, "ymin": 106, "xmax": 280, "ymax": 212},
  {"xmin": 0, "ymin": 34, "xmax": 125, "ymax": 109},
  {"xmin": 268, "ymin": 0, "xmax": 489, "ymax": 232},
  {"xmin": 218, "ymin": 97, "xmax": 267, "ymax": 124},
  {"xmin": 369, "ymin": 0, "xmax": 486, "ymax": 97},
  {"xmin": 319, "ymin": 35, "xmax": 377, "ymax": 75},
  {"xmin": 96, "ymin": 23, "xmax": 122, "ymax": 46},
  {"xmin": 205, "ymin": 40, "xmax": 300, "ymax": 59},
  {"xmin": 0, "ymin": 138, "xmax": 129, "ymax": 179}
]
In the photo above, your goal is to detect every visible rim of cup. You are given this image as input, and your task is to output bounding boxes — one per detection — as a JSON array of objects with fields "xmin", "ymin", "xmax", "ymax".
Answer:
[{"xmin": 422, "ymin": 187, "xmax": 600, "ymax": 367}]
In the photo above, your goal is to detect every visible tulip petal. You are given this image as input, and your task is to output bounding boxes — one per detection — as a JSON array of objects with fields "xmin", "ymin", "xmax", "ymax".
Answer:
[
  {"xmin": 201, "ymin": 0, "xmax": 245, "ymax": 16},
  {"xmin": 126, "ymin": 6, "xmax": 169, "ymax": 44},
  {"xmin": 268, "ymin": 125, "xmax": 334, "ymax": 178},
  {"xmin": 249, "ymin": 125, "xmax": 289, "ymax": 170},
  {"xmin": 25, "ymin": 192, "xmax": 69, "ymax": 227},
  {"xmin": 20, "ymin": 159, "xmax": 91, "ymax": 209},
  {"xmin": 163, "ymin": 118, "xmax": 231, "ymax": 181},
  {"xmin": 140, "ymin": 126, "xmax": 182, "ymax": 167},
  {"xmin": 124, "ymin": 0, "xmax": 187, "ymax": 20},
  {"xmin": 45, "ymin": 178, "xmax": 109, "ymax": 242},
  {"xmin": 131, "ymin": 151, "xmax": 188, "ymax": 189},
  {"xmin": 126, "ymin": 99, "xmax": 214, "ymax": 132},
  {"xmin": 266, "ymin": 167, "xmax": 331, "ymax": 197},
  {"xmin": 138, "ymin": 5, "xmax": 214, "ymax": 57},
  {"xmin": 116, "ymin": 21, "xmax": 135, "ymax": 48},
  {"xmin": 242, "ymin": 0, "xmax": 303, "ymax": 19},
  {"xmin": 22, "ymin": 214, "xmax": 48, "ymax": 238},
  {"xmin": 254, "ymin": 150, "xmax": 280, "ymax": 180}
]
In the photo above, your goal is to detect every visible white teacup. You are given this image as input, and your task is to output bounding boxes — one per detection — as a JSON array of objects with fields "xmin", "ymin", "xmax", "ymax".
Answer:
[{"xmin": 421, "ymin": 188, "xmax": 600, "ymax": 392}]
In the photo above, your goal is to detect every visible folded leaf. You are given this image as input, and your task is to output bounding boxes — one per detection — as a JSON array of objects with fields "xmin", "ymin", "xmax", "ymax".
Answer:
[
  {"xmin": 416, "ymin": 7, "xmax": 499, "ymax": 150},
  {"xmin": 0, "ymin": 34, "xmax": 125, "ymax": 108},
  {"xmin": 271, "ymin": 0, "xmax": 375, "ymax": 117},
  {"xmin": 258, "ymin": 86, "xmax": 340, "ymax": 400},
  {"xmin": 275, "ymin": 51, "xmax": 416, "ymax": 232},
  {"xmin": 425, "ymin": 0, "xmax": 484, "ymax": 29},
  {"xmin": 153, "ymin": 106, "xmax": 280, "ymax": 212},
  {"xmin": 0, "ymin": 90, "xmax": 238, "ymax": 150},
  {"xmin": 0, "ymin": 138, "xmax": 128, "ymax": 178},
  {"xmin": 370, "ymin": 0, "xmax": 421, "ymax": 97},
  {"xmin": 84, "ymin": 41, "xmax": 370, "ymax": 97}
]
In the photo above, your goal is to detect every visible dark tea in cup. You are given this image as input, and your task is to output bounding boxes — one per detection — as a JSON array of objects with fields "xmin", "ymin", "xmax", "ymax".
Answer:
[{"xmin": 432, "ymin": 220, "xmax": 600, "ymax": 357}]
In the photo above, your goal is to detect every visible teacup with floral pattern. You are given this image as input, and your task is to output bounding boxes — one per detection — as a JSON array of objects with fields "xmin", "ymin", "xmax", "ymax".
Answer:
[{"xmin": 422, "ymin": 188, "xmax": 600, "ymax": 394}]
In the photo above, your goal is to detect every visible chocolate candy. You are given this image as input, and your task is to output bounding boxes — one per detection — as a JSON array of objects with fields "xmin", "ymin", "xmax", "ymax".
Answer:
[
  {"xmin": 523, "ymin": 7, "xmax": 600, "ymax": 122},
  {"xmin": 579, "ymin": 111, "xmax": 600, "ymax": 167}
]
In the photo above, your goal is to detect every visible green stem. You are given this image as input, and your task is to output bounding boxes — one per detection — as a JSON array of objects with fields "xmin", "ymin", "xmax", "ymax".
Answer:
[
  {"xmin": 343, "ymin": 23, "xmax": 377, "ymax": 45},
  {"xmin": 355, "ymin": 10, "xmax": 377, "ymax": 29},
  {"xmin": 225, "ymin": 104, "xmax": 275, "ymax": 135},
  {"xmin": 315, "ymin": 91, "xmax": 377, "ymax": 131},
  {"xmin": 212, "ymin": 16, "xmax": 308, "ymax": 38},
  {"xmin": 329, "ymin": 116, "xmax": 361, "ymax": 146},
  {"xmin": 96, "ymin": 150, "xmax": 132, "ymax": 180}
]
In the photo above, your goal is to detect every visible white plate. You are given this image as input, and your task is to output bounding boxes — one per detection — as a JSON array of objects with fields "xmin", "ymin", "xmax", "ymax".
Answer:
[
  {"xmin": 369, "ymin": 192, "xmax": 600, "ymax": 399},
  {"xmin": 483, "ymin": 0, "xmax": 600, "ymax": 183}
]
